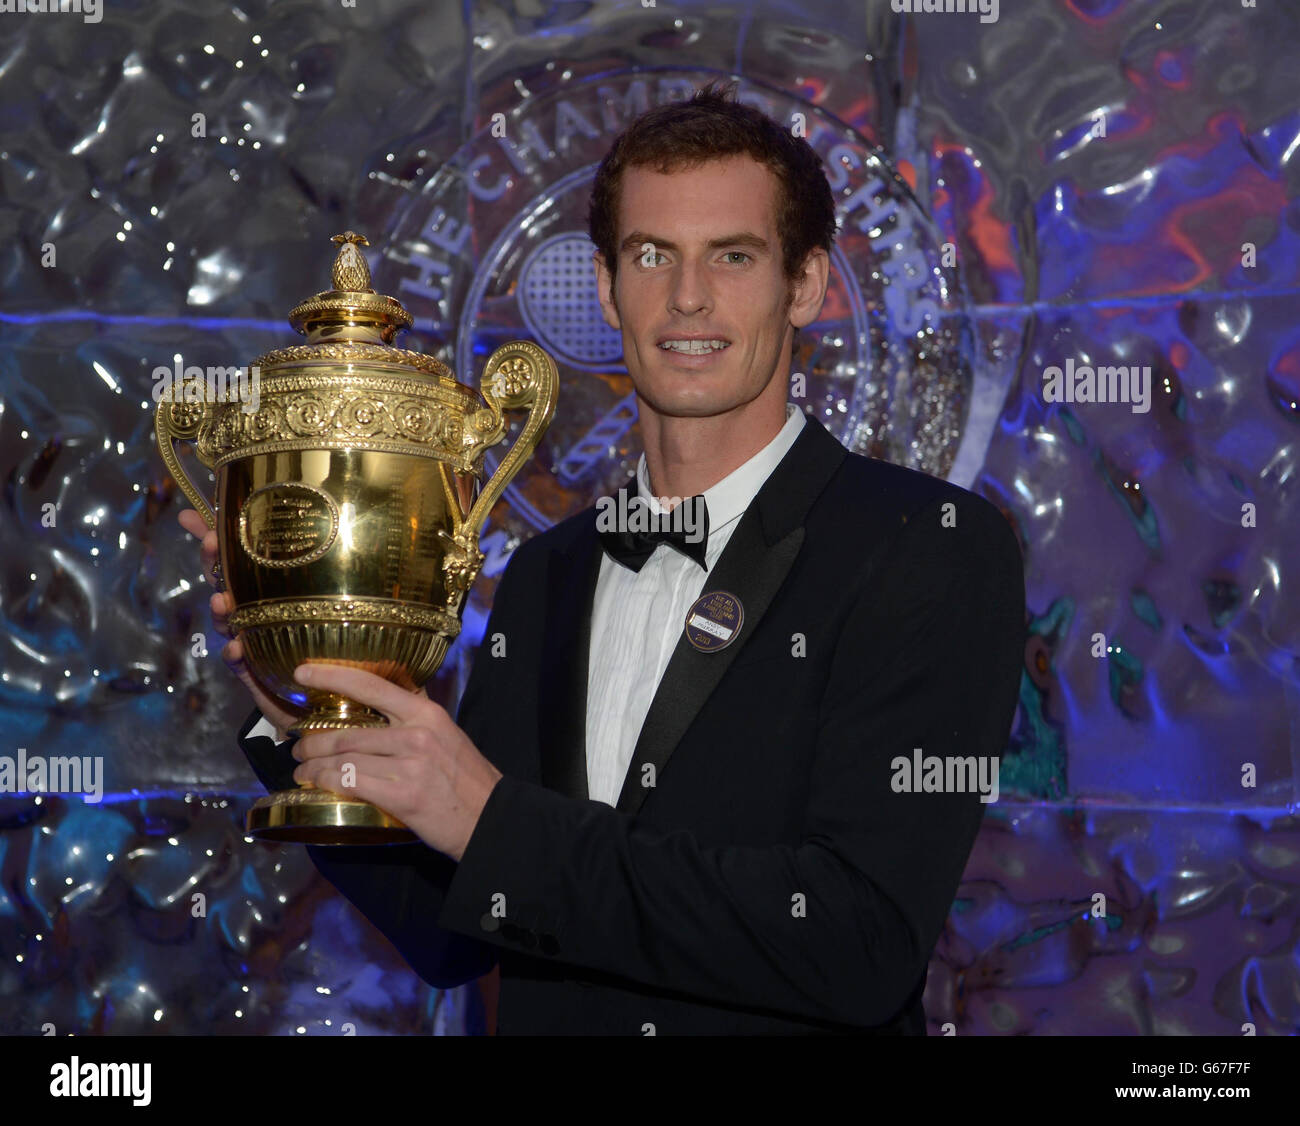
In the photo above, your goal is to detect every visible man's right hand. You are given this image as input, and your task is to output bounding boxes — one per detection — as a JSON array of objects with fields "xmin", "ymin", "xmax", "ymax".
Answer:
[{"xmin": 177, "ymin": 508, "xmax": 300, "ymax": 741}]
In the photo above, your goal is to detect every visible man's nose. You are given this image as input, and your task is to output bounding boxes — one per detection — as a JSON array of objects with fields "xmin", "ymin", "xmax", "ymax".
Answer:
[{"xmin": 668, "ymin": 258, "xmax": 713, "ymax": 316}]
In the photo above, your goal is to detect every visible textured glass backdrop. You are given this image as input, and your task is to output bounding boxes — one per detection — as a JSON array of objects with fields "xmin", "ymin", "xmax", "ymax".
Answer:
[{"xmin": 0, "ymin": 0, "xmax": 1297, "ymax": 1035}]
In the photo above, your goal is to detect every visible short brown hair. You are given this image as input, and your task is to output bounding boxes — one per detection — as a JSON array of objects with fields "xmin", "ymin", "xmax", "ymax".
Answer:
[{"xmin": 587, "ymin": 79, "xmax": 836, "ymax": 330}]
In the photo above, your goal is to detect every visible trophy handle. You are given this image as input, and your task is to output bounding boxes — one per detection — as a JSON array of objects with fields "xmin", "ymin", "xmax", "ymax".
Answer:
[
  {"xmin": 155, "ymin": 399, "xmax": 217, "ymax": 529},
  {"xmin": 462, "ymin": 340, "xmax": 559, "ymax": 537}
]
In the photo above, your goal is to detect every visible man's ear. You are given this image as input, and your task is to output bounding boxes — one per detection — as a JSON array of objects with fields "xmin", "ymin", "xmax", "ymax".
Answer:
[
  {"xmin": 593, "ymin": 250, "xmax": 621, "ymax": 331},
  {"xmin": 788, "ymin": 246, "xmax": 830, "ymax": 330}
]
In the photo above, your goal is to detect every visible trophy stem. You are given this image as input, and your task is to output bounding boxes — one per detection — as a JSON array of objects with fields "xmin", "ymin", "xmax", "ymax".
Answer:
[
  {"xmin": 246, "ymin": 693, "xmax": 412, "ymax": 844},
  {"xmin": 289, "ymin": 692, "xmax": 388, "ymax": 733}
]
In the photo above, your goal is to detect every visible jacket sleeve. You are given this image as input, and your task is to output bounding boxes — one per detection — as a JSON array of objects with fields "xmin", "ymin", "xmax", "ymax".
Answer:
[
  {"xmin": 437, "ymin": 494, "xmax": 1026, "ymax": 1027},
  {"xmin": 233, "ymin": 545, "xmax": 541, "ymax": 989}
]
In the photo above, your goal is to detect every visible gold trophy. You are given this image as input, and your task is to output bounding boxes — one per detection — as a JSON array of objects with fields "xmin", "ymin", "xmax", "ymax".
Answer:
[{"xmin": 156, "ymin": 232, "xmax": 557, "ymax": 845}]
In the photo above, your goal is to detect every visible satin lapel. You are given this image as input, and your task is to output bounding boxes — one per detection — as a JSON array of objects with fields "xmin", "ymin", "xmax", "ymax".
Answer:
[
  {"xmin": 536, "ymin": 472, "xmax": 635, "ymax": 801},
  {"xmin": 613, "ymin": 414, "xmax": 849, "ymax": 817},
  {"xmin": 536, "ymin": 530, "xmax": 599, "ymax": 801}
]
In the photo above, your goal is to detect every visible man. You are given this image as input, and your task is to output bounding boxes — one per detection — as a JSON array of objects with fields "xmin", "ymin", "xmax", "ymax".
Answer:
[{"xmin": 180, "ymin": 80, "xmax": 1025, "ymax": 1034}]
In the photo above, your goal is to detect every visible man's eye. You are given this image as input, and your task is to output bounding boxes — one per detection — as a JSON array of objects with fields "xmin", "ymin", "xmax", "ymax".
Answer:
[{"xmin": 724, "ymin": 252, "xmax": 750, "ymax": 264}]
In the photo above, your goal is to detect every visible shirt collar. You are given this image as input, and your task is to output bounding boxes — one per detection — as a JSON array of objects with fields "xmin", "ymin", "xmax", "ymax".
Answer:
[{"xmin": 636, "ymin": 403, "xmax": 806, "ymax": 531}]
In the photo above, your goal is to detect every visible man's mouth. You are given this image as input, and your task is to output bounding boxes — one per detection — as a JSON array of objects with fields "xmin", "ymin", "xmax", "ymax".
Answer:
[{"xmin": 657, "ymin": 338, "xmax": 731, "ymax": 355}]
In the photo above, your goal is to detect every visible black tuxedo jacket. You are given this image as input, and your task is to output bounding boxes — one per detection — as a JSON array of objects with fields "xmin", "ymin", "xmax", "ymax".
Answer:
[{"xmin": 238, "ymin": 410, "xmax": 1025, "ymax": 1035}]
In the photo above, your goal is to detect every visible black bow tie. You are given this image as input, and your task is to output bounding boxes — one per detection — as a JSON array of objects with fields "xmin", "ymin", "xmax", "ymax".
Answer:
[{"xmin": 597, "ymin": 491, "xmax": 710, "ymax": 573}]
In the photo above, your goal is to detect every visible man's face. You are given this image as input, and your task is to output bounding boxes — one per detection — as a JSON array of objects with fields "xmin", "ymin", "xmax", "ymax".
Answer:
[{"xmin": 594, "ymin": 155, "xmax": 819, "ymax": 419}]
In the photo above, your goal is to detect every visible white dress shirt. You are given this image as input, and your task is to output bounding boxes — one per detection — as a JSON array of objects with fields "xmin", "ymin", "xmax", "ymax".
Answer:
[
  {"xmin": 585, "ymin": 403, "xmax": 805, "ymax": 806},
  {"xmin": 250, "ymin": 404, "xmax": 808, "ymax": 795}
]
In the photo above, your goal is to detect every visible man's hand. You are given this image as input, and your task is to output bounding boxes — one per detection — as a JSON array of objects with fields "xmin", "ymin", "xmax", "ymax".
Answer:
[
  {"xmin": 176, "ymin": 508, "xmax": 300, "ymax": 739},
  {"xmin": 289, "ymin": 663, "xmax": 503, "ymax": 861}
]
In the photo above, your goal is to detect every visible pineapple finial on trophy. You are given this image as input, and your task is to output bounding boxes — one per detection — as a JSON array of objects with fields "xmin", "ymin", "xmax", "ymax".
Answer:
[
  {"xmin": 330, "ymin": 230, "xmax": 373, "ymax": 292},
  {"xmin": 287, "ymin": 231, "xmax": 410, "ymax": 343}
]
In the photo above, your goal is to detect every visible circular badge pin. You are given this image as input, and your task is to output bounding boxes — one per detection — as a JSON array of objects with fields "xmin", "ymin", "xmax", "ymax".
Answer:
[{"xmin": 684, "ymin": 590, "xmax": 744, "ymax": 653}]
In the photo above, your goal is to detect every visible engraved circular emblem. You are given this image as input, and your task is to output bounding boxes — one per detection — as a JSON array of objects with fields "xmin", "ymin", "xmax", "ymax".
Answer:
[
  {"xmin": 684, "ymin": 590, "xmax": 744, "ymax": 653},
  {"xmin": 376, "ymin": 68, "xmax": 988, "ymax": 542},
  {"xmin": 238, "ymin": 482, "xmax": 340, "ymax": 568}
]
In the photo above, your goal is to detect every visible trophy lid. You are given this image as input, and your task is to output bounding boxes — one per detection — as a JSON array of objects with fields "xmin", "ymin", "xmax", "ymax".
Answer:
[
  {"xmin": 252, "ymin": 231, "xmax": 465, "ymax": 386},
  {"xmin": 286, "ymin": 231, "xmax": 414, "ymax": 344}
]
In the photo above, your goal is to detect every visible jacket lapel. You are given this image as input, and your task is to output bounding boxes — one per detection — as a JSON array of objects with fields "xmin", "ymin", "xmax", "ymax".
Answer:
[
  {"xmin": 535, "ymin": 476, "xmax": 630, "ymax": 802},
  {"xmin": 615, "ymin": 413, "xmax": 848, "ymax": 816}
]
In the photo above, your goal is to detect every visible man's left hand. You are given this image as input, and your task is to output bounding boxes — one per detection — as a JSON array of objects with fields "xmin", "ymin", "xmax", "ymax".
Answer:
[{"xmin": 289, "ymin": 663, "xmax": 502, "ymax": 861}]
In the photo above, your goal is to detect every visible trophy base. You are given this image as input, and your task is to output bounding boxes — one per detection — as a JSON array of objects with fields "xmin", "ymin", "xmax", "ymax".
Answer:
[{"xmin": 245, "ymin": 788, "xmax": 418, "ymax": 845}]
